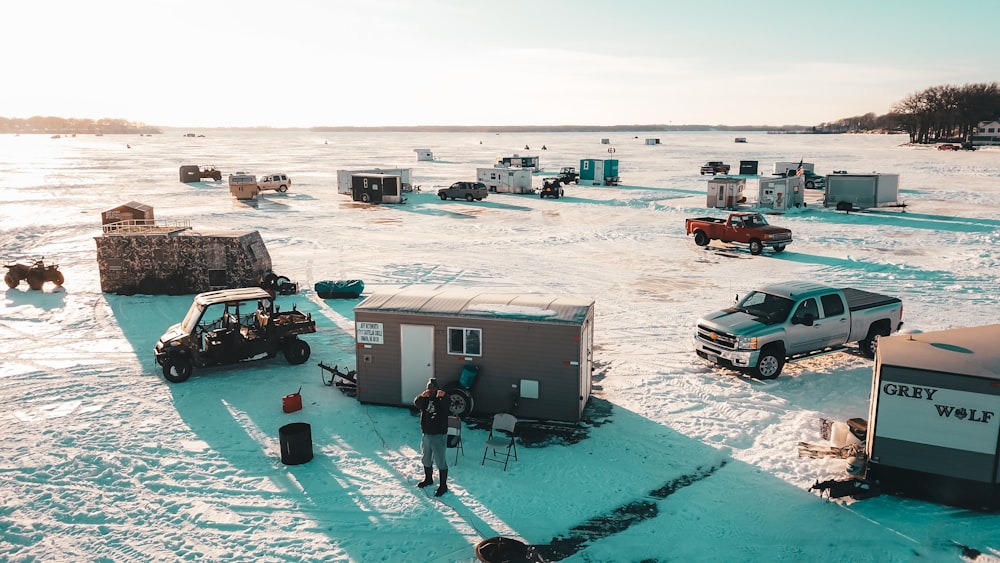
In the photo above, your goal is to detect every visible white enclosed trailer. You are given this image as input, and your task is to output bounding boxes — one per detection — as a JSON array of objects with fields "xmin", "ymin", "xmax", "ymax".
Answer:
[
  {"xmin": 823, "ymin": 173, "xmax": 901, "ymax": 211},
  {"xmin": 477, "ymin": 167, "xmax": 534, "ymax": 194}
]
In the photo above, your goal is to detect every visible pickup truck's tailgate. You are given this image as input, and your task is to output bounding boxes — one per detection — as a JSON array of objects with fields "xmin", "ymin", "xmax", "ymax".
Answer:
[{"xmin": 842, "ymin": 288, "xmax": 901, "ymax": 311}]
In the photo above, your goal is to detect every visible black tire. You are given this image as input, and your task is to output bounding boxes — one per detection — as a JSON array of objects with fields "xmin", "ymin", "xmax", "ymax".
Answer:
[
  {"xmin": 693, "ymin": 230, "xmax": 709, "ymax": 247},
  {"xmin": 283, "ymin": 339, "xmax": 311, "ymax": 365},
  {"xmin": 805, "ymin": 180, "xmax": 815, "ymax": 189},
  {"xmin": 52, "ymin": 271, "xmax": 65, "ymax": 286},
  {"xmin": 773, "ymin": 245, "xmax": 786, "ymax": 253},
  {"xmin": 749, "ymin": 239, "xmax": 763, "ymax": 255},
  {"xmin": 466, "ymin": 194, "xmax": 474, "ymax": 202},
  {"xmin": 444, "ymin": 384, "xmax": 474, "ymax": 418},
  {"xmin": 163, "ymin": 355, "xmax": 193, "ymax": 383},
  {"xmin": 277, "ymin": 185, "xmax": 288, "ymax": 193},
  {"xmin": 361, "ymin": 193, "xmax": 371, "ymax": 203},
  {"xmin": 751, "ymin": 347, "xmax": 785, "ymax": 379},
  {"xmin": 4, "ymin": 272, "xmax": 18, "ymax": 288},
  {"xmin": 26, "ymin": 270, "xmax": 45, "ymax": 290},
  {"xmin": 539, "ymin": 193, "xmax": 545, "ymax": 199},
  {"xmin": 439, "ymin": 193, "xmax": 447, "ymax": 201},
  {"xmin": 859, "ymin": 325, "xmax": 890, "ymax": 359}
]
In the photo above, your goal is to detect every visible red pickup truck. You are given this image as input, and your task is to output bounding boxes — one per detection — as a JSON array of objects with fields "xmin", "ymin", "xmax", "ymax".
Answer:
[{"xmin": 685, "ymin": 212, "xmax": 792, "ymax": 255}]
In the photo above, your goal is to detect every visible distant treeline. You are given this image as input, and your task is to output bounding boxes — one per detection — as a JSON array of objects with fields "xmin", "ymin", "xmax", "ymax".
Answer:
[
  {"xmin": 309, "ymin": 124, "xmax": 816, "ymax": 133},
  {"xmin": 0, "ymin": 116, "xmax": 161, "ymax": 135},
  {"xmin": 819, "ymin": 82, "xmax": 1000, "ymax": 144}
]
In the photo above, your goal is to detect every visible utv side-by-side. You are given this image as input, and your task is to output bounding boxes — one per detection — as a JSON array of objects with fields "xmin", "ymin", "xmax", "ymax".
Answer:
[{"xmin": 153, "ymin": 287, "xmax": 316, "ymax": 383}]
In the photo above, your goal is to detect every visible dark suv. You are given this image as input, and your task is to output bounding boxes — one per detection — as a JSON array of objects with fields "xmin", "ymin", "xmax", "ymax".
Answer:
[{"xmin": 438, "ymin": 182, "xmax": 488, "ymax": 201}]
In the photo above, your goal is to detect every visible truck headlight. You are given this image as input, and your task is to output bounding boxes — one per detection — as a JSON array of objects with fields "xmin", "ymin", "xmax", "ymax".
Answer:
[{"xmin": 735, "ymin": 336, "xmax": 758, "ymax": 350}]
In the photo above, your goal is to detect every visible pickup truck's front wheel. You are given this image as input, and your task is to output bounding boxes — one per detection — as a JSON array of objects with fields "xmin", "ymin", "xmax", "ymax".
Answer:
[
  {"xmin": 752, "ymin": 347, "xmax": 784, "ymax": 379},
  {"xmin": 693, "ymin": 231, "xmax": 709, "ymax": 246},
  {"xmin": 748, "ymin": 239, "xmax": 764, "ymax": 255}
]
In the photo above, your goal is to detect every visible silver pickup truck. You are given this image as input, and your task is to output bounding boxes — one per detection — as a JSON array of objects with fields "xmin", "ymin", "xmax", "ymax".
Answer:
[{"xmin": 694, "ymin": 281, "xmax": 903, "ymax": 379}]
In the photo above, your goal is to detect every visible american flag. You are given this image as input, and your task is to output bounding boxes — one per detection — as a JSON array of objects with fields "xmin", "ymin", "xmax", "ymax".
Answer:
[{"xmin": 795, "ymin": 159, "xmax": 804, "ymax": 177}]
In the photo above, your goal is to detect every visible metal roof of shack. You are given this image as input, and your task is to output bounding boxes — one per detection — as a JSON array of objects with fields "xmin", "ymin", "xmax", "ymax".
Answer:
[
  {"xmin": 878, "ymin": 324, "xmax": 1000, "ymax": 381},
  {"xmin": 355, "ymin": 289, "xmax": 594, "ymax": 324}
]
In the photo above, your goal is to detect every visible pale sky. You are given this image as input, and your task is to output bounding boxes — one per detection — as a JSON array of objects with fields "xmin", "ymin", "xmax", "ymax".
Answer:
[{"xmin": 3, "ymin": 0, "xmax": 996, "ymax": 128}]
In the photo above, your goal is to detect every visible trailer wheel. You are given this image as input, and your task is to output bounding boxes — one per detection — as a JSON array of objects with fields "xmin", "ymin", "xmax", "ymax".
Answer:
[
  {"xmin": 693, "ymin": 231, "xmax": 709, "ymax": 247},
  {"xmin": 4, "ymin": 272, "xmax": 18, "ymax": 288},
  {"xmin": 163, "ymin": 356, "xmax": 193, "ymax": 383},
  {"xmin": 773, "ymin": 245, "xmax": 786, "ymax": 253},
  {"xmin": 283, "ymin": 339, "xmax": 311, "ymax": 365},
  {"xmin": 361, "ymin": 193, "xmax": 371, "ymax": 203},
  {"xmin": 859, "ymin": 324, "xmax": 890, "ymax": 359},
  {"xmin": 749, "ymin": 239, "xmax": 764, "ymax": 255},
  {"xmin": 444, "ymin": 384, "xmax": 474, "ymax": 418},
  {"xmin": 751, "ymin": 346, "xmax": 784, "ymax": 379}
]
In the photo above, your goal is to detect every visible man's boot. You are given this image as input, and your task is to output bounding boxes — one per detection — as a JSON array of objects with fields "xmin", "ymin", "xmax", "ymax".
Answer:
[
  {"xmin": 435, "ymin": 469, "xmax": 448, "ymax": 497},
  {"xmin": 417, "ymin": 466, "xmax": 433, "ymax": 488}
]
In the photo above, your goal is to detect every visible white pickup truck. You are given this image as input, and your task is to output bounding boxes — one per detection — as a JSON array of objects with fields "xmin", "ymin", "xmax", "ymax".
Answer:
[{"xmin": 694, "ymin": 281, "xmax": 903, "ymax": 379}]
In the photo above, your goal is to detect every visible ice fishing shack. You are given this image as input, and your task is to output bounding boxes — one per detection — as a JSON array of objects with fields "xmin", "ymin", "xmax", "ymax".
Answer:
[
  {"xmin": 352, "ymin": 289, "xmax": 596, "ymax": 423},
  {"xmin": 706, "ymin": 177, "xmax": 746, "ymax": 209},
  {"xmin": 579, "ymin": 158, "xmax": 620, "ymax": 186},
  {"xmin": 865, "ymin": 325, "xmax": 1000, "ymax": 509},
  {"xmin": 350, "ymin": 173, "xmax": 404, "ymax": 204},
  {"xmin": 757, "ymin": 175, "xmax": 804, "ymax": 211}
]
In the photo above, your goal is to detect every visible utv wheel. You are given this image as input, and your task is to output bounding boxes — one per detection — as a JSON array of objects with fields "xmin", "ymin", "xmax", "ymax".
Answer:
[
  {"xmin": 859, "ymin": 325, "xmax": 890, "ymax": 359},
  {"xmin": 163, "ymin": 356, "xmax": 193, "ymax": 383},
  {"xmin": 4, "ymin": 272, "xmax": 18, "ymax": 288},
  {"xmin": 693, "ymin": 230, "xmax": 709, "ymax": 247},
  {"xmin": 444, "ymin": 384, "xmax": 474, "ymax": 418},
  {"xmin": 26, "ymin": 271, "xmax": 45, "ymax": 290},
  {"xmin": 749, "ymin": 239, "xmax": 764, "ymax": 255},
  {"xmin": 283, "ymin": 339, "xmax": 311, "ymax": 365},
  {"xmin": 752, "ymin": 348, "xmax": 784, "ymax": 379},
  {"xmin": 52, "ymin": 271, "xmax": 65, "ymax": 286}
]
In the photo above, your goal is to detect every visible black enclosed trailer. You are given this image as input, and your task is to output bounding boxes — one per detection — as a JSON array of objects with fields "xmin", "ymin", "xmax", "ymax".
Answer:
[
  {"xmin": 350, "ymin": 173, "xmax": 402, "ymax": 204},
  {"xmin": 865, "ymin": 325, "xmax": 1000, "ymax": 509}
]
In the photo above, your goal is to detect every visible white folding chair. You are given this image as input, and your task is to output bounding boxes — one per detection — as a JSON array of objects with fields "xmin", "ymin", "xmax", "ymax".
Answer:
[
  {"xmin": 481, "ymin": 413, "xmax": 518, "ymax": 471},
  {"xmin": 447, "ymin": 416, "xmax": 464, "ymax": 465}
]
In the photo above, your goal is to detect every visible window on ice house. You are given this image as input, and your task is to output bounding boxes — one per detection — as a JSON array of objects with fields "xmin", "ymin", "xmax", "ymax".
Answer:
[{"xmin": 448, "ymin": 327, "xmax": 482, "ymax": 356}]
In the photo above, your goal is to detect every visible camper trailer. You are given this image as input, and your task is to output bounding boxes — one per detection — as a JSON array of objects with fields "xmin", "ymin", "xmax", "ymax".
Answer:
[
  {"xmin": 476, "ymin": 167, "xmax": 534, "ymax": 194},
  {"xmin": 823, "ymin": 173, "xmax": 901, "ymax": 211},
  {"xmin": 497, "ymin": 155, "xmax": 540, "ymax": 171},
  {"xmin": 350, "ymin": 173, "xmax": 403, "ymax": 204},
  {"xmin": 352, "ymin": 289, "xmax": 596, "ymax": 423},
  {"xmin": 706, "ymin": 177, "xmax": 746, "ymax": 209},
  {"xmin": 773, "ymin": 161, "xmax": 815, "ymax": 176},
  {"xmin": 580, "ymin": 159, "xmax": 620, "ymax": 186},
  {"xmin": 758, "ymin": 176, "xmax": 805, "ymax": 211},
  {"xmin": 865, "ymin": 325, "xmax": 1000, "ymax": 509},
  {"xmin": 337, "ymin": 168, "xmax": 413, "ymax": 195}
]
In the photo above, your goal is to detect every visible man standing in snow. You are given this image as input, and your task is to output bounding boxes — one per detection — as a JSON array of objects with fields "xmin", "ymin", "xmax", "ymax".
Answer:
[{"xmin": 414, "ymin": 378, "xmax": 450, "ymax": 496}]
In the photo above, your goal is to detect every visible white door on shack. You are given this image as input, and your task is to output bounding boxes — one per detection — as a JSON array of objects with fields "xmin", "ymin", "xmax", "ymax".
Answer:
[{"xmin": 400, "ymin": 324, "xmax": 434, "ymax": 403}]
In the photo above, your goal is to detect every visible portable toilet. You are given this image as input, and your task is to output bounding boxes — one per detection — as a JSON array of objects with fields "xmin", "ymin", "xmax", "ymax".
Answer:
[
  {"xmin": 758, "ymin": 175, "xmax": 804, "ymax": 211},
  {"xmin": 707, "ymin": 178, "xmax": 746, "ymax": 209},
  {"xmin": 414, "ymin": 149, "xmax": 434, "ymax": 161}
]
